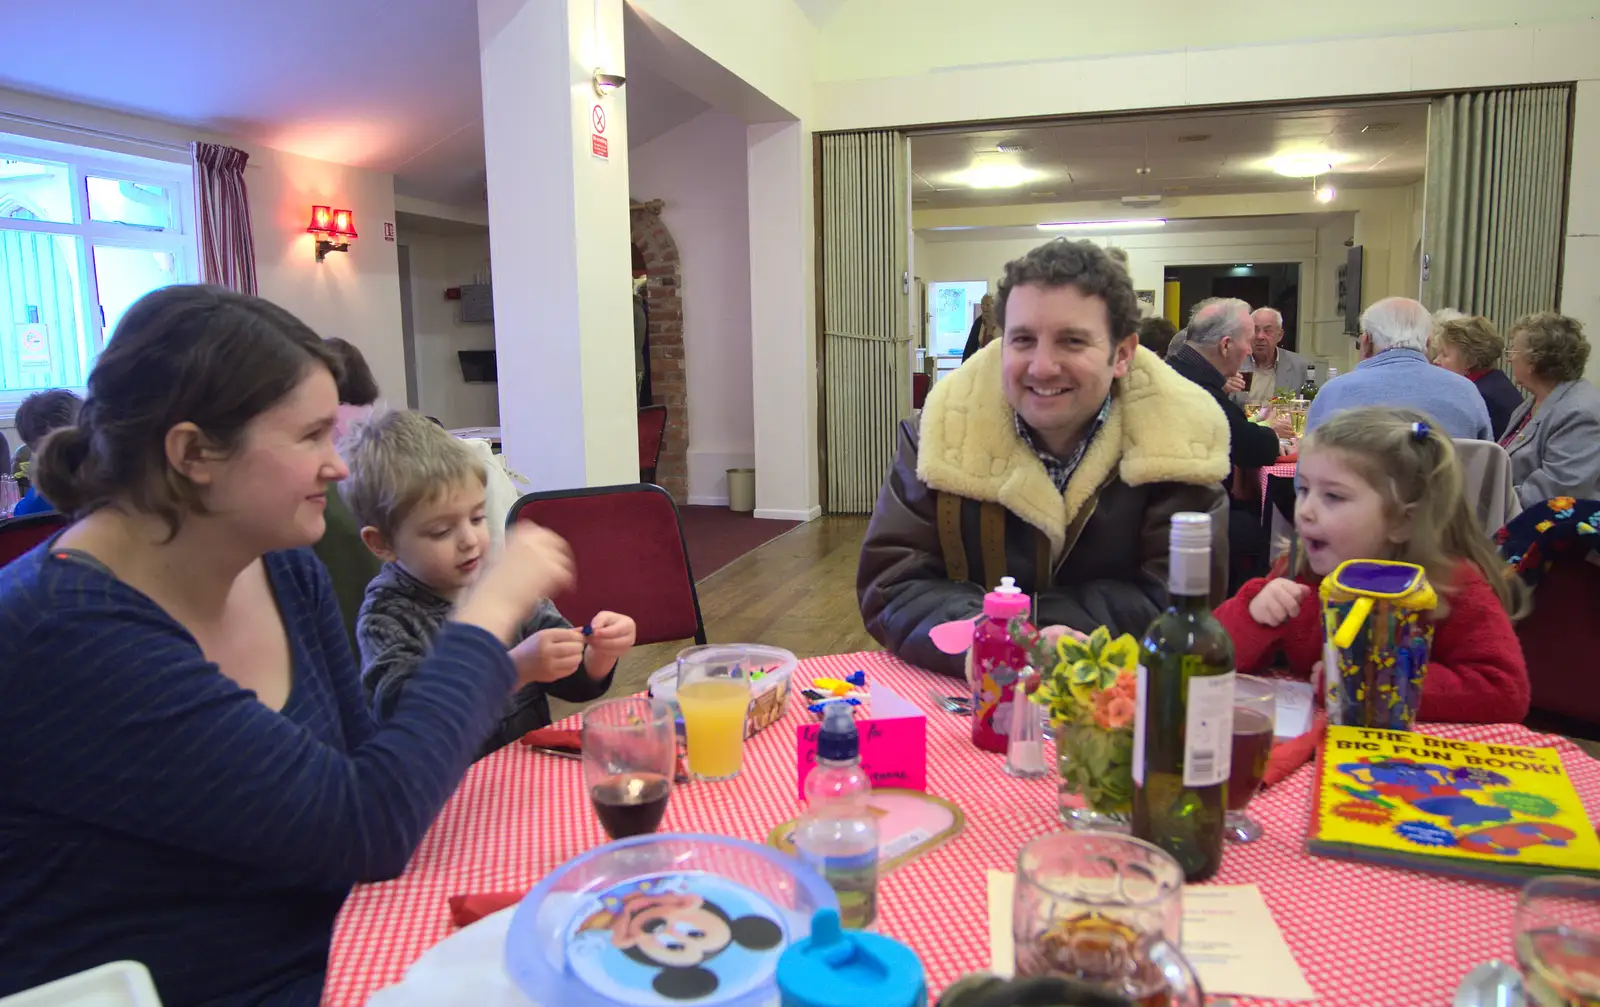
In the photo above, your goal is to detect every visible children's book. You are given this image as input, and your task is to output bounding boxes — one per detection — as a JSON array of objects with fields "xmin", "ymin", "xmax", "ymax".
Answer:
[{"xmin": 1308, "ymin": 725, "xmax": 1600, "ymax": 883}]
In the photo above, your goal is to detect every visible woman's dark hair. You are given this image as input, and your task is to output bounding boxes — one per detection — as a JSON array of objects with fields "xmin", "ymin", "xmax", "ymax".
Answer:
[
  {"xmin": 323, "ymin": 336, "xmax": 380, "ymax": 406},
  {"xmin": 15, "ymin": 388, "xmax": 83, "ymax": 451},
  {"xmin": 996, "ymin": 239, "xmax": 1140, "ymax": 351},
  {"xmin": 33, "ymin": 285, "xmax": 340, "ymax": 535},
  {"xmin": 1136, "ymin": 316, "xmax": 1178, "ymax": 358}
]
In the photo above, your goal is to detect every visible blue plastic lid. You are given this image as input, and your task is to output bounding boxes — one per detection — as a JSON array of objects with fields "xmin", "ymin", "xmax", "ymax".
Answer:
[
  {"xmin": 816, "ymin": 702, "xmax": 859, "ymax": 763},
  {"xmin": 775, "ymin": 909, "xmax": 926, "ymax": 1007}
]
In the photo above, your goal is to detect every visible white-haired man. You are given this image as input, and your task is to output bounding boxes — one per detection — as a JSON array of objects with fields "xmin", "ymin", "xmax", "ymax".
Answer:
[
  {"xmin": 1241, "ymin": 307, "xmax": 1310, "ymax": 405},
  {"xmin": 1305, "ymin": 296, "xmax": 1492, "ymax": 439}
]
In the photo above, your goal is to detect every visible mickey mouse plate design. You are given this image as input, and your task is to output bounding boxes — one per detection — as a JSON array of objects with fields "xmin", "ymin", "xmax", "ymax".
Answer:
[{"xmin": 505, "ymin": 833, "xmax": 837, "ymax": 1007}]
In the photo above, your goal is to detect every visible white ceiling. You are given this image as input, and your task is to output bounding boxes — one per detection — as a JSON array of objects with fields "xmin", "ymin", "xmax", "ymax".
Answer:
[
  {"xmin": 0, "ymin": 0, "xmax": 715, "ymax": 206},
  {"xmin": 911, "ymin": 101, "xmax": 1429, "ymax": 209}
]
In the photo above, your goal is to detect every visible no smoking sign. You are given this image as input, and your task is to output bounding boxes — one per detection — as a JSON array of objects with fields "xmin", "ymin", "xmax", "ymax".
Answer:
[{"xmin": 590, "ymin": 103, "xmax": 609, "ymax": 161}]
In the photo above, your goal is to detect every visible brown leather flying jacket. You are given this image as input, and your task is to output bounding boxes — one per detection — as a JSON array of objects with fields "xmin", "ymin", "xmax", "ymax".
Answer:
[{"xmin": 857, "ymin": 344, "xmax": 1232, "ymax": 678}]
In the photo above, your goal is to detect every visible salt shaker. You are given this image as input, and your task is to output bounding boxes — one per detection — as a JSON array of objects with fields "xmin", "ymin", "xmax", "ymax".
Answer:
[{"xmin": 1004, "ymin": 669, "xmax": 1048, "ymax": 779}]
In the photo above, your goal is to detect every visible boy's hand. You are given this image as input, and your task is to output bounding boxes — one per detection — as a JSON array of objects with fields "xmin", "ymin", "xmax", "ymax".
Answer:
[
  {"xmin": 587, "ymin": 611, "xmax": 636, "ymax": 657},
  {"xmin": 510, "ymin": 628, "xmax": 586, "ymax": 685},
  {"xmin": 455, "ymin": 523, "xmax": 575, "ymax": 644},
  {"xmin": 1248, "ymin": 578, "xmax": 1310, "ymax": 628}
]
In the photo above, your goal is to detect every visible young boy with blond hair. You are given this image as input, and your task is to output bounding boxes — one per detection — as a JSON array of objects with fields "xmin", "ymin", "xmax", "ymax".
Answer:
[{"xmin": 343, "ymin": 410, "xmax": 635, "ymax": 754}]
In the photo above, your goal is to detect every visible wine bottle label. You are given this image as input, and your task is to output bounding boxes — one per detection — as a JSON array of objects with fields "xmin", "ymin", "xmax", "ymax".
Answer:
[
  {"xmin": 1183, "ymin": 670, "xmax": 1236, "ymax": 787},
  {"xmin": 1132, "ymin": 664, "xmax": 1147, "ymax": 786}
]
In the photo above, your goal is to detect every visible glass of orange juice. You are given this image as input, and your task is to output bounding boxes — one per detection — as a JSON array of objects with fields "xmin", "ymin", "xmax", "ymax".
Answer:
[{"xmin": 675, "ymin": 646, "xmax": 754, "ymax": 782}]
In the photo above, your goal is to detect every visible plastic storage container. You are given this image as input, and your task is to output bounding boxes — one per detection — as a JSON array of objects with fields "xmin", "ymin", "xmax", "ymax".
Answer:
[
  {"xmin": 505, "ymin": 833, "xmax": 838, "ymax": 1007},
  {"xmin": 649, "ymin": 645, "xmax": 797, "ymax": 739}
]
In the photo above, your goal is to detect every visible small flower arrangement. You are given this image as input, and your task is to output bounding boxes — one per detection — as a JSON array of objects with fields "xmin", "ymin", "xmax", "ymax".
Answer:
[{"xmin": 1011, "ymin": 620, "xmax": 1141, "ymax": 819}]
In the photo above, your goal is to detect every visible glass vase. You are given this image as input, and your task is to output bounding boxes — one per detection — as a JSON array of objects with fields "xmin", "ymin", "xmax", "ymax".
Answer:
[{"xmin": 1054, "ymin": 724, "xmax": 1133, "ymax": 834}]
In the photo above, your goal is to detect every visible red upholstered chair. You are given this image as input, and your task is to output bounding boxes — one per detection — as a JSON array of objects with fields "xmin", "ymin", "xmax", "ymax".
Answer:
[
  {"xmin": 1519, "ymin": 554, "xmax": 1600, "ymax": 725},
  {"xmin": 508, "ymin": 483, "xmax": 706, "ymax": 647},
  {"xmin": 638, "ymin": 405, "xmax": 668, "ymax": 485},
  {"xmin": 911, "ymin": 372, "xmax": 931, "ymax": 410},
  {"xmin": 0, "ymin": 513, "xmax": 69, "ymax": 569}
]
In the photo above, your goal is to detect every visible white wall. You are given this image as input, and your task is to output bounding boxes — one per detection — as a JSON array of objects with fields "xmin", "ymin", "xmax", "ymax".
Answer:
[
  {"xmin": 397, "ymin": 229, "xmax": 499, "ymax": 428},
  {"xmin": 629, "ymin": 109, "xmax": 755, "ymax": 504},
  {"xmin": 0, "ymin": 87, "xmax": 407, "ymax": 411},
  {"xmin": 816, "ymin": 17, "xmax": 1600, "ymax": 130},
  {"xmin": 628, "ymin": 0, "xmax": 822, "ymax": 520},
  {"xmin": 817, "ymin": 1, "xmax": 1599, "ymax": 81},
  {"xmin": 1561, "ymin": 80, "xmax": 1600, "ymax": 386}
]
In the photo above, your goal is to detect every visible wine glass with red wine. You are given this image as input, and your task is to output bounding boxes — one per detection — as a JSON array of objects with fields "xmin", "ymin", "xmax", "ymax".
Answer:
[
  {"xmin": 582, "ymin": 698, "xmax": 676, "ymax": 840},
  {"xmin": 1226, "ymin": 675, "xmax": 1277, "ymax": 843}
]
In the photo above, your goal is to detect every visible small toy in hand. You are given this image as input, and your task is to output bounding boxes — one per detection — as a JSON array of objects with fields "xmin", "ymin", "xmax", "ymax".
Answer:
[{"xmin": 581, "ymin": 624, "xmax": 594, "ymax": 637}]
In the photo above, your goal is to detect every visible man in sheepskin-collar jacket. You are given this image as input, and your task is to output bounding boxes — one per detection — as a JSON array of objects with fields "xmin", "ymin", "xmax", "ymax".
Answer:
[{"xmin": 858, "ymin": 239, "xmax": 1232, "ymax": 678}]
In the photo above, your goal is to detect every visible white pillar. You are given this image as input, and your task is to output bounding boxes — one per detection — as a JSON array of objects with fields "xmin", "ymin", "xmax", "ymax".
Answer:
[
  {"xmin": 479, "ymin": 0, "xmax": 636, "ymax": 489},
  {"xmin": 748, "ymin": 121, "xmax": 821, "ymax": 520}
]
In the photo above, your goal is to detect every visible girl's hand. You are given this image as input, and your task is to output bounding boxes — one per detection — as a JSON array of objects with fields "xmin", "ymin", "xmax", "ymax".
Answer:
[
  {"xmin": 455, "ymin": 523, "xmax": 575, "ymax": 644},
  {"xmin": 1248, "ymin": 579, "xmax": 1311, "ymax": 628}
]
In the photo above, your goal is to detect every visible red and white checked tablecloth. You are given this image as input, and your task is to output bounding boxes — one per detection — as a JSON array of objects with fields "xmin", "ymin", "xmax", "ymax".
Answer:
[
  {"xmin": 1258, "ymin": 459, "xmax": 1298, "ymax": 511},
  {"xmin": 322, "ymin": 651, "xmax": 1600, "ymax": 1007}
]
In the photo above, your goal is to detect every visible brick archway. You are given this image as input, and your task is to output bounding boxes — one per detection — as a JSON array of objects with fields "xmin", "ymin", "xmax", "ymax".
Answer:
[{"xmin": 630, "ymin": 200, "xmax": 687, "ymax": 502}]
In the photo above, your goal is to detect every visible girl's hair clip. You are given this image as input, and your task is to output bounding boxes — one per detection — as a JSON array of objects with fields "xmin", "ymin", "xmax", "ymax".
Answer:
[{"xmin": 1411, "ymin": 420, "xmax": 1431, "ymax": 441}]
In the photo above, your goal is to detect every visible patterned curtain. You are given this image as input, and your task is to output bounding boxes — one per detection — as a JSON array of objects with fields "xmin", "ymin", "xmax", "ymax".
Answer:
[{"xmin": 190, "ymin": 142, "xmax": 257, "ymax": 295}]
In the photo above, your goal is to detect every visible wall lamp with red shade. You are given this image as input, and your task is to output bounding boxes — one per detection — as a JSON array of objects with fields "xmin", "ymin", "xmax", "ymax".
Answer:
[{"xmin": 307, "ymin": 205, "xmax": 358, "ymax": 262}]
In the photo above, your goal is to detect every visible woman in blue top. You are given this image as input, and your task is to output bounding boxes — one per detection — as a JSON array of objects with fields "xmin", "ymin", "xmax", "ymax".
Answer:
[{"xmin": 0, "ymin": 285, "xmax": 575, "ymax": 1006}]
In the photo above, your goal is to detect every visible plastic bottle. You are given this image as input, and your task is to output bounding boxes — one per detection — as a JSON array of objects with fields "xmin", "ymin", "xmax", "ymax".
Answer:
[
  {"xmin": 968, "ymin": 576, "xmax": 1033, "ymax": 753},
  {"xmin": 777, "ymin": 909, "xmax": 926, "ymax": 1007},
  {"xmin": 794, "ymin": 704, "xmax": 879, "ymax": 930}
]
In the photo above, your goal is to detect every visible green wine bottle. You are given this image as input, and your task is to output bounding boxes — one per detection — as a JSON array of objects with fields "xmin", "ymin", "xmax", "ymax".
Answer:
[{"xmin": 1131, "ymin": 511, "xmax": 1234, "ymax": 882}]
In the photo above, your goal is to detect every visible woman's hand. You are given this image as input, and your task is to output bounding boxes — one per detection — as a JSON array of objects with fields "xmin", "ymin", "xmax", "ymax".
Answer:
[
  {"xmin": 1247, "ymin": 578, "xmax": 1310, "ymax": 628},
  {"xmin": 455, "ymin": 523, "xmax": 575, "ymax": 644}
]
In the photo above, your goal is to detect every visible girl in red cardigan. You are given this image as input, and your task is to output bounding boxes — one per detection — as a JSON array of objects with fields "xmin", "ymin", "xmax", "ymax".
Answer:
[{"xmin": 1216, "ymin": 406, "xmax": 1530, "ymax": 724}]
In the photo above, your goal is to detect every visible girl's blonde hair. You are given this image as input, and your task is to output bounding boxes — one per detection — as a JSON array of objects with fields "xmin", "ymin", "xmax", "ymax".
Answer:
[{"xmin": 1298, "ymin": 406, "xmax": 1528, "ymax": 618}]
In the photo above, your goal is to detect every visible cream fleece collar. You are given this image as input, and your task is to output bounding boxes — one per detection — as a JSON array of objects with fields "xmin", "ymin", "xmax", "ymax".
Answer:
[{"xmin": 916, "ymin": 342, "xmax": 1229, "ymax": 555}]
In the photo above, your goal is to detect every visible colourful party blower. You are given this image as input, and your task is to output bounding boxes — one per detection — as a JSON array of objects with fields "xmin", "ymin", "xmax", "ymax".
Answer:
[{"xmin": 1319, "ymin": 559, "xmax": 1437, "ymax": 730}]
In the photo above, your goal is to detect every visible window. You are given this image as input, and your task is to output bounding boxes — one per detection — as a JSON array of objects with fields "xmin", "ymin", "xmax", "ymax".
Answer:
[
  {"xmin": 0, "ymin": 135, "xmax": 196, "ymax": 409},
  {"xmin": 927, "ymin": 280, "xmax": 989, "ymax": 358}
]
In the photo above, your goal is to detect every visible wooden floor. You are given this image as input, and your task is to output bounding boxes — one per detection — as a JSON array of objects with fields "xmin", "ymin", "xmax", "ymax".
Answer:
[{"xmin": 551, "ymin": 516, "xmax": 879, "ymax": 720}]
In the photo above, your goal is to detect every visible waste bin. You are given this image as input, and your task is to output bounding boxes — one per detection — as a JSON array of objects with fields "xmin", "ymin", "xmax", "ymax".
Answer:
[{"xmin": 727, "ymin": 468, "xmax": 755, "ymax": 513}]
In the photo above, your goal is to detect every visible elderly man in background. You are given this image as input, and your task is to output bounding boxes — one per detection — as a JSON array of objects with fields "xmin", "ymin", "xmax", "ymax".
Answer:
[
  {"xmin": 1306, "ymin": 297, "xmax": 1492, "ymax": 440},
  {"xmin": 1241, "ymin": 307, "xmax": 1311, "ymax": 406},
  {"xmin": 1167, "ymin": 298, "xmax": 1291, "ymax": 588}
]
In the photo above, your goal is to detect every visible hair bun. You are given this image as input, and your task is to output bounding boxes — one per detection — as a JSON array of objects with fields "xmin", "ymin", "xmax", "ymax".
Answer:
[{"xmin": 30, "ymin": 425, "xmax": 94, "ymax": 516}]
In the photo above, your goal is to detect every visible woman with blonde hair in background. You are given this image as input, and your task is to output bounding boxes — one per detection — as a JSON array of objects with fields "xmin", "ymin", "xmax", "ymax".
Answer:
[{"xmin": 1429, "ymin": 314, "xmax": 1523, "ymax": 440}]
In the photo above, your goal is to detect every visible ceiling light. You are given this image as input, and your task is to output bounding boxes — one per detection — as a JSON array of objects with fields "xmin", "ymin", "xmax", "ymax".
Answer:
[
  {"xmin": 1362, "ymin": 122, "xmax": 1399, "ymax": 133},
  {"xmin": 1269, "ymin": 153, "xmax": 1338, "ymax": 177},
  {"xmin": 993, "ymin": 143, "xmax": 1030, "ymax": 153},
  {"xmin": 1037, "ymin": 219, "xmax": 1167, "ymax": 231},
  {"xmin": 1315, "ymin": 185, "xmax": 1337, "ymax": 203},
  {"xmin": 1176, "ymin": 134, "xmax": 1212, "ymax": 143},
  {"xmin": 953, "ymin": 162, "xmax": 1045, "ymax": 190}
]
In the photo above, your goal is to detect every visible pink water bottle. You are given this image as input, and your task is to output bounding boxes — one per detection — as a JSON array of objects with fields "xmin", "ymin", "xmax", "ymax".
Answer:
[{"xmin": 969, "ymin": 576, "xmax": 1033, "ymax": 753}]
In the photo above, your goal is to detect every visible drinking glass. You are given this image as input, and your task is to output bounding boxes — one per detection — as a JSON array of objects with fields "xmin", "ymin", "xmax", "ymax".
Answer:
[
  {"xmin": 1226, "ymin": 675, "xmax": 1277, "ymax": 843},
  {"xmin": 582, "ymin": 698, "xmax": 676, "ymax": 840},
  {"xmin": 0, "ymin": 475, "xmax": 18, "ymax": 517},
  {"xmin": 1515, "ymin": 875, "xmax": 1600, "ymax": 1006},
  {"xmin": 1013, "ymin": 832, "xmax": 1204, "ymax": 1007},
  {"xmin": 675, "ymin": 645, "xmax": 753, "ymax": 782}
]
